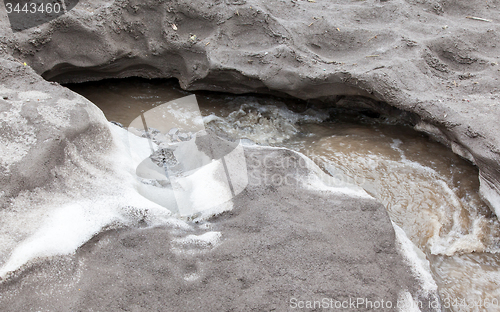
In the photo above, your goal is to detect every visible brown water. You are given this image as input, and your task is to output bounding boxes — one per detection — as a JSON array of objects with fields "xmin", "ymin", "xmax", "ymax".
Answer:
[{"xmin": 68, "ymin": 78, "xmax": 500, "ymax": 312}]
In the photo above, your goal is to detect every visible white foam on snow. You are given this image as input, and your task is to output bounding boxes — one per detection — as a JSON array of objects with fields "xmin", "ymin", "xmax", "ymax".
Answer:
[
  {"xmin": 166, "ymin": 139, "xmax": 247, "ymax": 216},
  {"xmin": 397, "ymin": 291, "xmax": 422, "ymax": 312},
  {"xmin": 244, "ymin": 145, "xmax": 372, "ymax": 198},
  {"xmin": 393, "ymin": 222, "xmax": 438, "ymax": 297},
  {"xmin": 479, "ymin": 173, "xmax": 500, "ymax": 220},
  {"xmin": 0, "ymin": 100, "xmax": 37, "ymax": 172},
  {"xmin": 0, "ymin": 121, "xmax": 248, "ymax": 278},
  {"xmin": 0, "ymin": 124, "xmax": 173, "ymax": 279},
  {"xmin": 171, "ymin": 159, "xmax": 233, "ymax": 216},
  {"xmin": 0, "ymin": 113, "xmax": 397, "ymax": 280},
  {"xmin": 171, "ymin": 231, "xmax": 222, "ymax": 256},
  {"xmin": 173, "ymin": 231, "xmax": 222, "ymax": 247},
  {"xmin": 294, "ymin": 149, "xmax": 373, "ymax": 198},
  {"xmin": 0, "ymin": 201, "xmax": 125, "ymax": 276}
]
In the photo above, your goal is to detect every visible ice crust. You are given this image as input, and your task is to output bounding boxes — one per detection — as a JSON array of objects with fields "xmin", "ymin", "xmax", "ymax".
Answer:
[{"xmin": 0, "ymin": 124, "xmax": 172, "ymax": 279}]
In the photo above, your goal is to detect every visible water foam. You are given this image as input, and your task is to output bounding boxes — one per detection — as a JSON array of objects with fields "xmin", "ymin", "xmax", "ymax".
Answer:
[{"xmin": 204, "ymin": 99, "xmax": 328, "ymax": 144}]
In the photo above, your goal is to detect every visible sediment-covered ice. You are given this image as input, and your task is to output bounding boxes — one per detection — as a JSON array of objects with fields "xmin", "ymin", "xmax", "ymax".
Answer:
[
  {"xmin": 126, "ymin": 95, "xmax": 249, "ymax": 217},
  {"xmin": 479, "ymin": 174, "xmax": 500, "ymax": 219},
  {"xmin": 298, "ymin": 151, "xmax": 373, "ymax": 198},
  {"xmin": 170, "ymin": 231, "xmax": 223, "ymax": 257},
  {"xmin": 393, "ymin": 223, "xmax": 441, "ymax": 312},
  {"xmin": 0, "ymin": 87, "xmax": 38, "ymax": 172},
  {"xmin": 173, "ymin": 231, "xmax": 222, "ymax": 247},
  {"xmin": 397, "ymin": 291, "xmax": 423, "ymax": 312},
  {"xmin": 1, "ymin": 118, "xmax": 250, "ymax": 278},
  {"xmin": 393, "ymin": 223, "xmax": 438, "ymax": 296},
  {"xmin": 0, "ymin": 124, "xmax": 175, "ymax": 279}
]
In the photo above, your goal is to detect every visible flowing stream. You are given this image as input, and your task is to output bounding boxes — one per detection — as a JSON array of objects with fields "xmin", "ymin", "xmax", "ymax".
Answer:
[{"xmin": 68, "ymin": 78, "xmax": 500, "ymax": 312}]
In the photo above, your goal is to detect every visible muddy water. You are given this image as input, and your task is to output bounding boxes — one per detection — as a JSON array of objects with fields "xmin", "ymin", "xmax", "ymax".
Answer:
[
  {"xmin": 68, "ymin": 78, "xmax": 500, "ymax": 312},
  {"xmin": 280, "ymin": 123, "xmax": 500, "ymax": 312}
]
